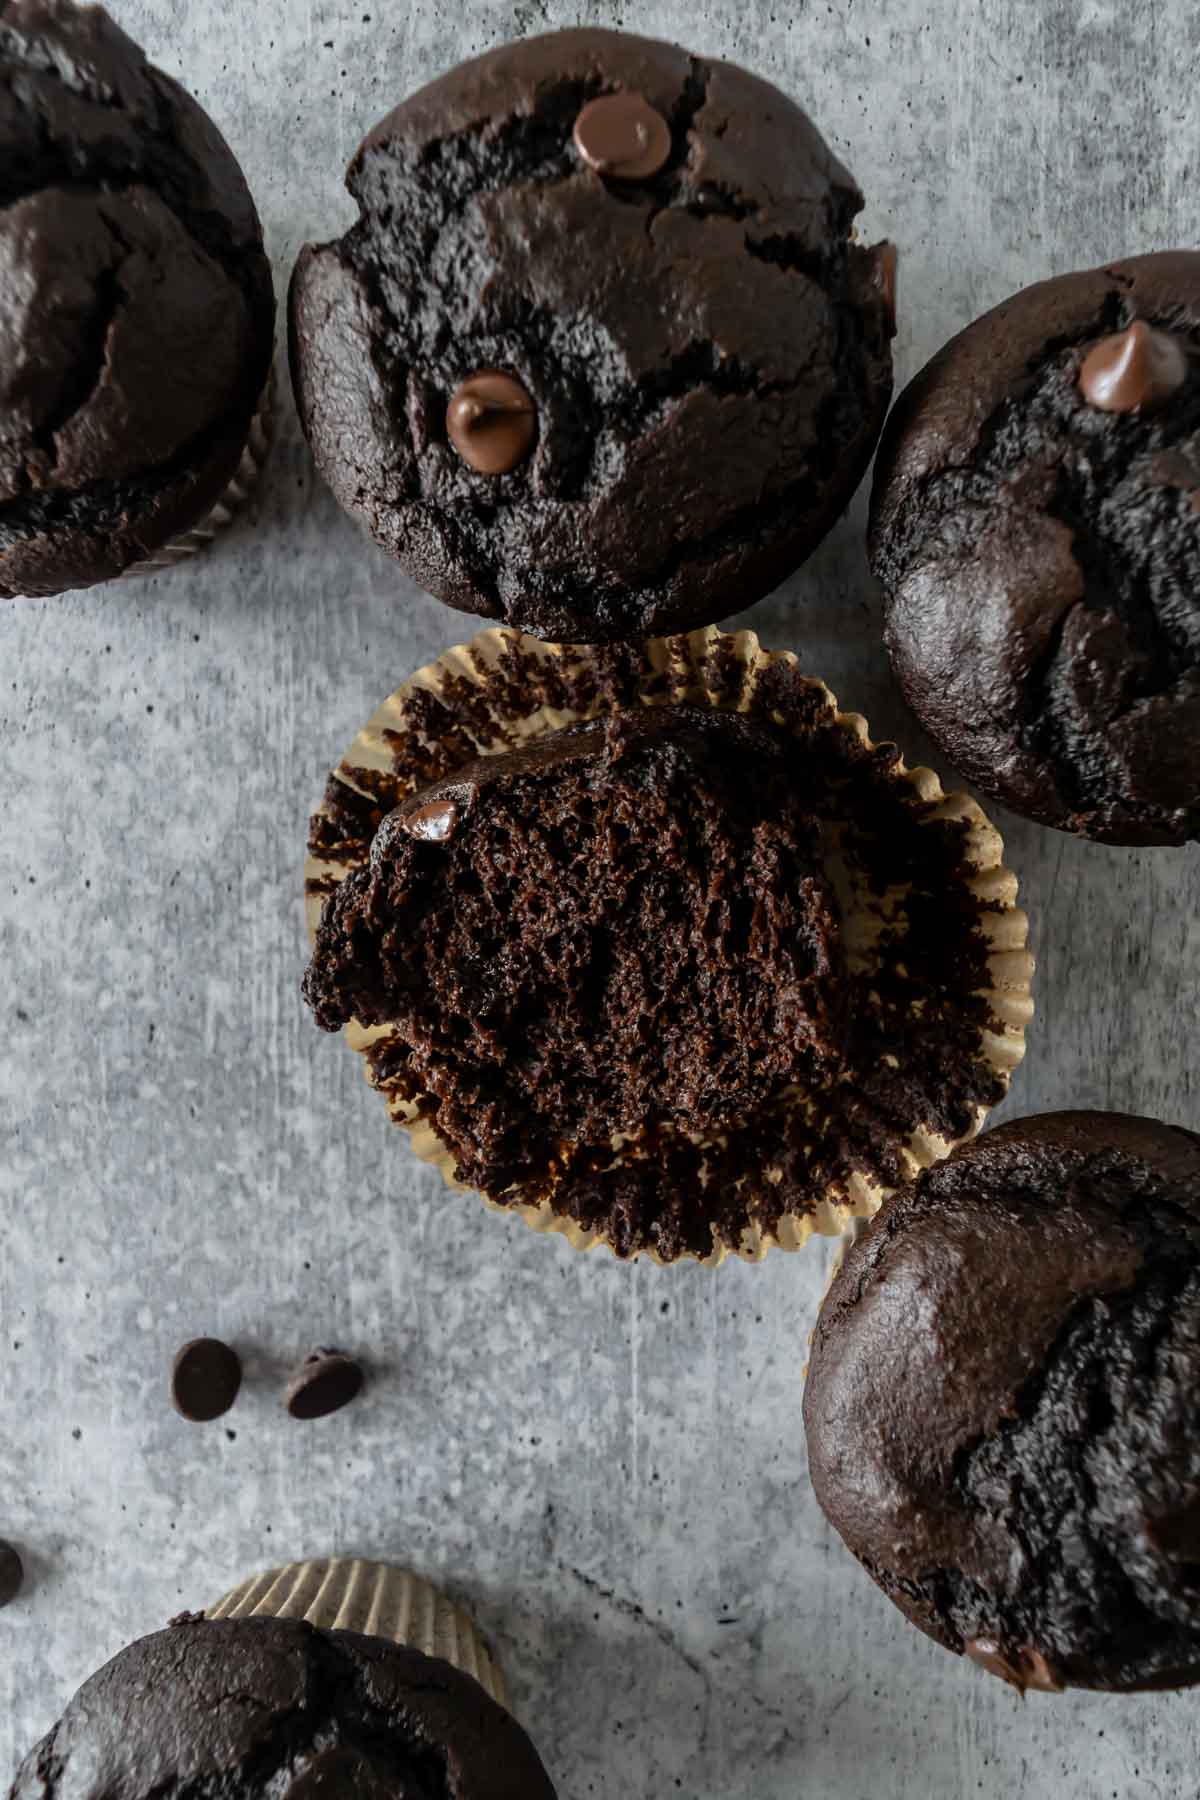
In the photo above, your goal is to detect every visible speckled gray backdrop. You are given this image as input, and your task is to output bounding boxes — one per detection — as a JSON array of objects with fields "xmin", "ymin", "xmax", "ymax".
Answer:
[{"xmin": 2, "ymin": 1, "xmax": 1199, "ymax": 1794}]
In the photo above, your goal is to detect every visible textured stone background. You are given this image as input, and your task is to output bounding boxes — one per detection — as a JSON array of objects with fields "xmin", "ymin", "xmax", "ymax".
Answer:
[{"xmin": 3, "ymin": 1, "xmax": 1199, "ymax": 1794}]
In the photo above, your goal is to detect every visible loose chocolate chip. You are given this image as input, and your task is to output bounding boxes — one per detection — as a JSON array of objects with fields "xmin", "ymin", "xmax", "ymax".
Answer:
[
  {"xmin": 171, "ymin": 1338, "xmax": 242, "ymax": 1422},
  {"xmin": 572, "ymin": 91, "xmax": 672, "ymax": 180},
  {"xmin": 446, "ymin": 371, "xmax": 535, "ymax": 475},
  {"xmin": 400, "ymin": 797, "xmax": 458, "ymax": 842},
  {"xmin": 0, "ymin": 1542, "xmax": 23, "ymax": 1608},
  {"xmin": 285, "ymin": 1349, "xmax": 364, "ymax": 1420},
  {"xmin": 1078, "ymin": 319, "xmax": 1188, "ymax": 413}
]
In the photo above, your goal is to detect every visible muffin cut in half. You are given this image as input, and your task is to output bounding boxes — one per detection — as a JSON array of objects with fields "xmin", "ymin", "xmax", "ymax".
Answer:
[{"xmin": 304, "ymin": 628, "xmax": 1032, "ymax": 1265}]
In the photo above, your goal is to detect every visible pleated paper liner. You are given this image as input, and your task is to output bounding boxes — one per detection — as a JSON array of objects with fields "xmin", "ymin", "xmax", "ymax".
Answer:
[
  {"xmin": 304, "ymin": 625, "xmax": 1035, "ymax": 1266},
  {"xmin": 124, "ymin": 367, "xmax": 275, "ymax": 576},
  {"xmin": 209, "ymin": 1557, "xmax": 508, "ymax": 1711}
]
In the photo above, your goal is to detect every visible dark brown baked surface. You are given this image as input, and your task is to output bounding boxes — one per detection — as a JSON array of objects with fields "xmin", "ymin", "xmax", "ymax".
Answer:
[
  {"xmin": 805, "ymin": 1111, "xmax": 1200, "ymax": 1692},
  {"xmin": 290, "ymin": 26, "xmax": 894, "ymax": 642},
  {"xmin": 869, "ymin": 250, "xmax": 1200, "ymax": 845},
  {"xmin": 7, "ymin": 1615, "xmax": 557, "ymax": 1799},
  {"xmin": 0, "ymin": 0, "xmax": 275, "ymax": 598}
]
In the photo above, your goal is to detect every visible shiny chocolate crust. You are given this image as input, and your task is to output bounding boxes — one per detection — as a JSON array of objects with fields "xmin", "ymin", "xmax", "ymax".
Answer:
[
  {"xmin": 805, "ymin": 1111, "xmax": 1200, "ymax": 1692},
  {"xmin": 869, "ymin": 251, "xmax": 1200, "ymax": 845},
  {"xmin": 0, "ymin": 0, "xmax": 275, "ymax": 598},
  {"xmin": 290, "ymin": 27, "xmax": 894, "ymax": 642},
  {"xmin": 7, "ymin": 1616, "xmax": 557, "ymax": 1800}
]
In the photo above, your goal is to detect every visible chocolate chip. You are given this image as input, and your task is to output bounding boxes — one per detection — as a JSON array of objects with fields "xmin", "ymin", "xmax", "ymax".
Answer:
[
  {"xmin": 400, "ymin": 797, "xmax": 458, "ymax": 842},
  {"xmin": 446, "ymin": 370, "xmax": 535, "ymax": 475},
  {"xmin": 171, "ymin": 1338, "xmax": 242, "ymax": 1422},
  {"xmin": 0, "ymin": 1542, "xmax": 23, "ymax": 1608},
  {"xmin": 1078, "ymin": 320, "xmax": 1188, "ymax": 413},
  {"xmin": 572, "ymin": 91, "xmax": 672, "ymax": 180},
  {"xmin": 285, "ymin": 1349, "xmax": 364, "ymax": 1420}
]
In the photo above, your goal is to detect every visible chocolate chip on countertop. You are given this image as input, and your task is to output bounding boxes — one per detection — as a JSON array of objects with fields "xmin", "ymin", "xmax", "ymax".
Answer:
[
  {"xmin": 0, "ymin": 1542, "xmax": 23, "ymax": 1608},
  {"xmin": 171, "ymin": 1338, "xmax": 243, "ymax": 1422},
  {"xmin": 286, "ymin": 1350, "xmax": 365, "ymax": 1420}
]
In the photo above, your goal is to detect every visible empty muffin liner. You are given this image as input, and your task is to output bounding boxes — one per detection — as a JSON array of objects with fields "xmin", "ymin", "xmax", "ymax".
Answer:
[
  {"xmin": 208, "ymin": 1556, "xmax": 508, "ymax": 1711},
  {"xmin": 304, "ymin": 625, "xmax": 1034, "ymax": 1266},
  {"xmin": 123, "ymin": 368, "xmax": 275, "ymax": 576}
]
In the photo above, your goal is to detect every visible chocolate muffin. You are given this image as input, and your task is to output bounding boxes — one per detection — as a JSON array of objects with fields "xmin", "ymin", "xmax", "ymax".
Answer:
[
  {"xmin": 869, "ymin": 251, "xmax": 1200, "ymax": 845},
  {"xmin": 0, "ymin": 0, "xmax": 275, "ymax": 599},
  {"xmin": 305, "ymin": 706, "xmax": 844, "ymax": 1200},
  {"xmin": 290, "ymin": 27, "xmax": 895, "ymax": 642},
  {"xmin": 8, "ymin": 1615, "xmax": 557, "ymax": 1799},
  {"xmin": 805, "ymin": 1111, "xmax": 1200, "ymax": 1693}
]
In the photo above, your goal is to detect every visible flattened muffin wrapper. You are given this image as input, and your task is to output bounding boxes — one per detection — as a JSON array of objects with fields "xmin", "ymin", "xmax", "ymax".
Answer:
[
  {"xmin": 124, "ymin": 368, "xmax": 275, "ymax": 576},
  {"xmin": 304, "ymin": 625, "xmax": 1035, "ymax": 1267},
  {"xmin": 208, "ymin": 1557, "xmax": 508, "ymax": 1711}
]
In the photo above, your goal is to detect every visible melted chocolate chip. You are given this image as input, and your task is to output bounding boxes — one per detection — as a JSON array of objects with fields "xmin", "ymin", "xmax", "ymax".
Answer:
[
  {"xmin": 0, "ymin": 1542, "xmax": 23, "ymax": 1609},
  {"xmin": 285, "ymin": 1349, "xmax": 364, "ymax": 1420},
  {"xmin": 400, "ymin": 797, "xmax": 459, "ymax": 842},
  {"xmin": 965, "ymin": 1637, "xmax": 1064, "ymax": 1693},
  {"xmin": 572, "ymin": 91, "xmax": 672, "ymax": 180},
  {"xmin": 171, "ymin": 1339, "xmax": 242, "ymax": 1422},
  {"xmin": 1078, "ymin": 320, "xmax": 1189, "ymax": 413},
  {"xmin": 446, "ymin": 371, "xmax": 535, "ymax": 475}
]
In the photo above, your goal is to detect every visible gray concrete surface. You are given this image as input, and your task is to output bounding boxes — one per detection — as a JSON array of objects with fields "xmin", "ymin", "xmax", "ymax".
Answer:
[{"xmin": 3, "ymin": 1, "xmax": 1200, "ymax": 1794}]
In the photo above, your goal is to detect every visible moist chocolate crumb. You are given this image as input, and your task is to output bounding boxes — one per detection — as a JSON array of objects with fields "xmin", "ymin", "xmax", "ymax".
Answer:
[
  {"xmin": 805, "ymin": 1112, "xmax": 1200, "ymax": 1693},
  {"xmin": 0, "ymin": 0, "xmax": 275, "ymax": 598},
  {"xmin": 306, "ymin": 641, "xmax": 1008, "ymax": 1262},
  {"xmin": 8, "ymin": 1616, "xmax": 557, "ymax": 1799},
  {"xmin": 870, "ymin": 250, "xmax": 1200, "ymax": 845},
  {"xmin": 290, "ymin": 26, "xmax": 893, "ymax": 641}
]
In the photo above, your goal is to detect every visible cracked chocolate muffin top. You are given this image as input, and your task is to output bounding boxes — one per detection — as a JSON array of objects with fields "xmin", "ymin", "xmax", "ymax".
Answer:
[
  {"xmin": 805, "ymin": 1111, "xmax": 1200, "ymax": 1693},
  {"xmin": 304, "ymin": 705, "xmax": 844, "ymax": 1209},
  {"xmin": 290, "ymin": 26, "xmax": 895, "ymax": 643},
  {"xmin": 0, "ymin": 0, "xmax": 275, "ymax": 599},
  {"xmin": 869, "ymin": 251, "xmax": 1200, "ymax": 845},
  {"xmin": 8, "ymin": 1615, "xmax": 557, "ymax": 1800}
]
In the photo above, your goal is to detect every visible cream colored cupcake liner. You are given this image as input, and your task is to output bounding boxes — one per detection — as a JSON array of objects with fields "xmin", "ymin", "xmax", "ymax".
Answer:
[
  {"xmin": 125, "ymin": 367, "xmax": 275, "ymax": 576},
  {"xmin": 304, "ymin": 625, "xmax": 1035, "ymax": 1267},
  {"xmin": 209, "ymin": 1556, "xmax": 508, "ymax": 1711}
]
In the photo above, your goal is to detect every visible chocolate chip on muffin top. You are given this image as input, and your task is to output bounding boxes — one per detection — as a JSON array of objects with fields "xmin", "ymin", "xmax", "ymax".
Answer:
[
  {"xmin": 870, "ymin": 250, "xmax": 1200, "ymax": 845},
  {"xmin": 290, "ymin": 26, "xmax": 895, "ymax": 642}
]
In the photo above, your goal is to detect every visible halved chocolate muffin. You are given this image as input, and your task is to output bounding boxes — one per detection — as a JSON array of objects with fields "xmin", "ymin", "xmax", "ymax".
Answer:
[
  {"xmin": 303, "ymin": 628, "xmax": 1032, "ymax": 1264},
  {"xmin": 305, "ymin": 708, "xmax": 844, "ymax": 1198}
]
